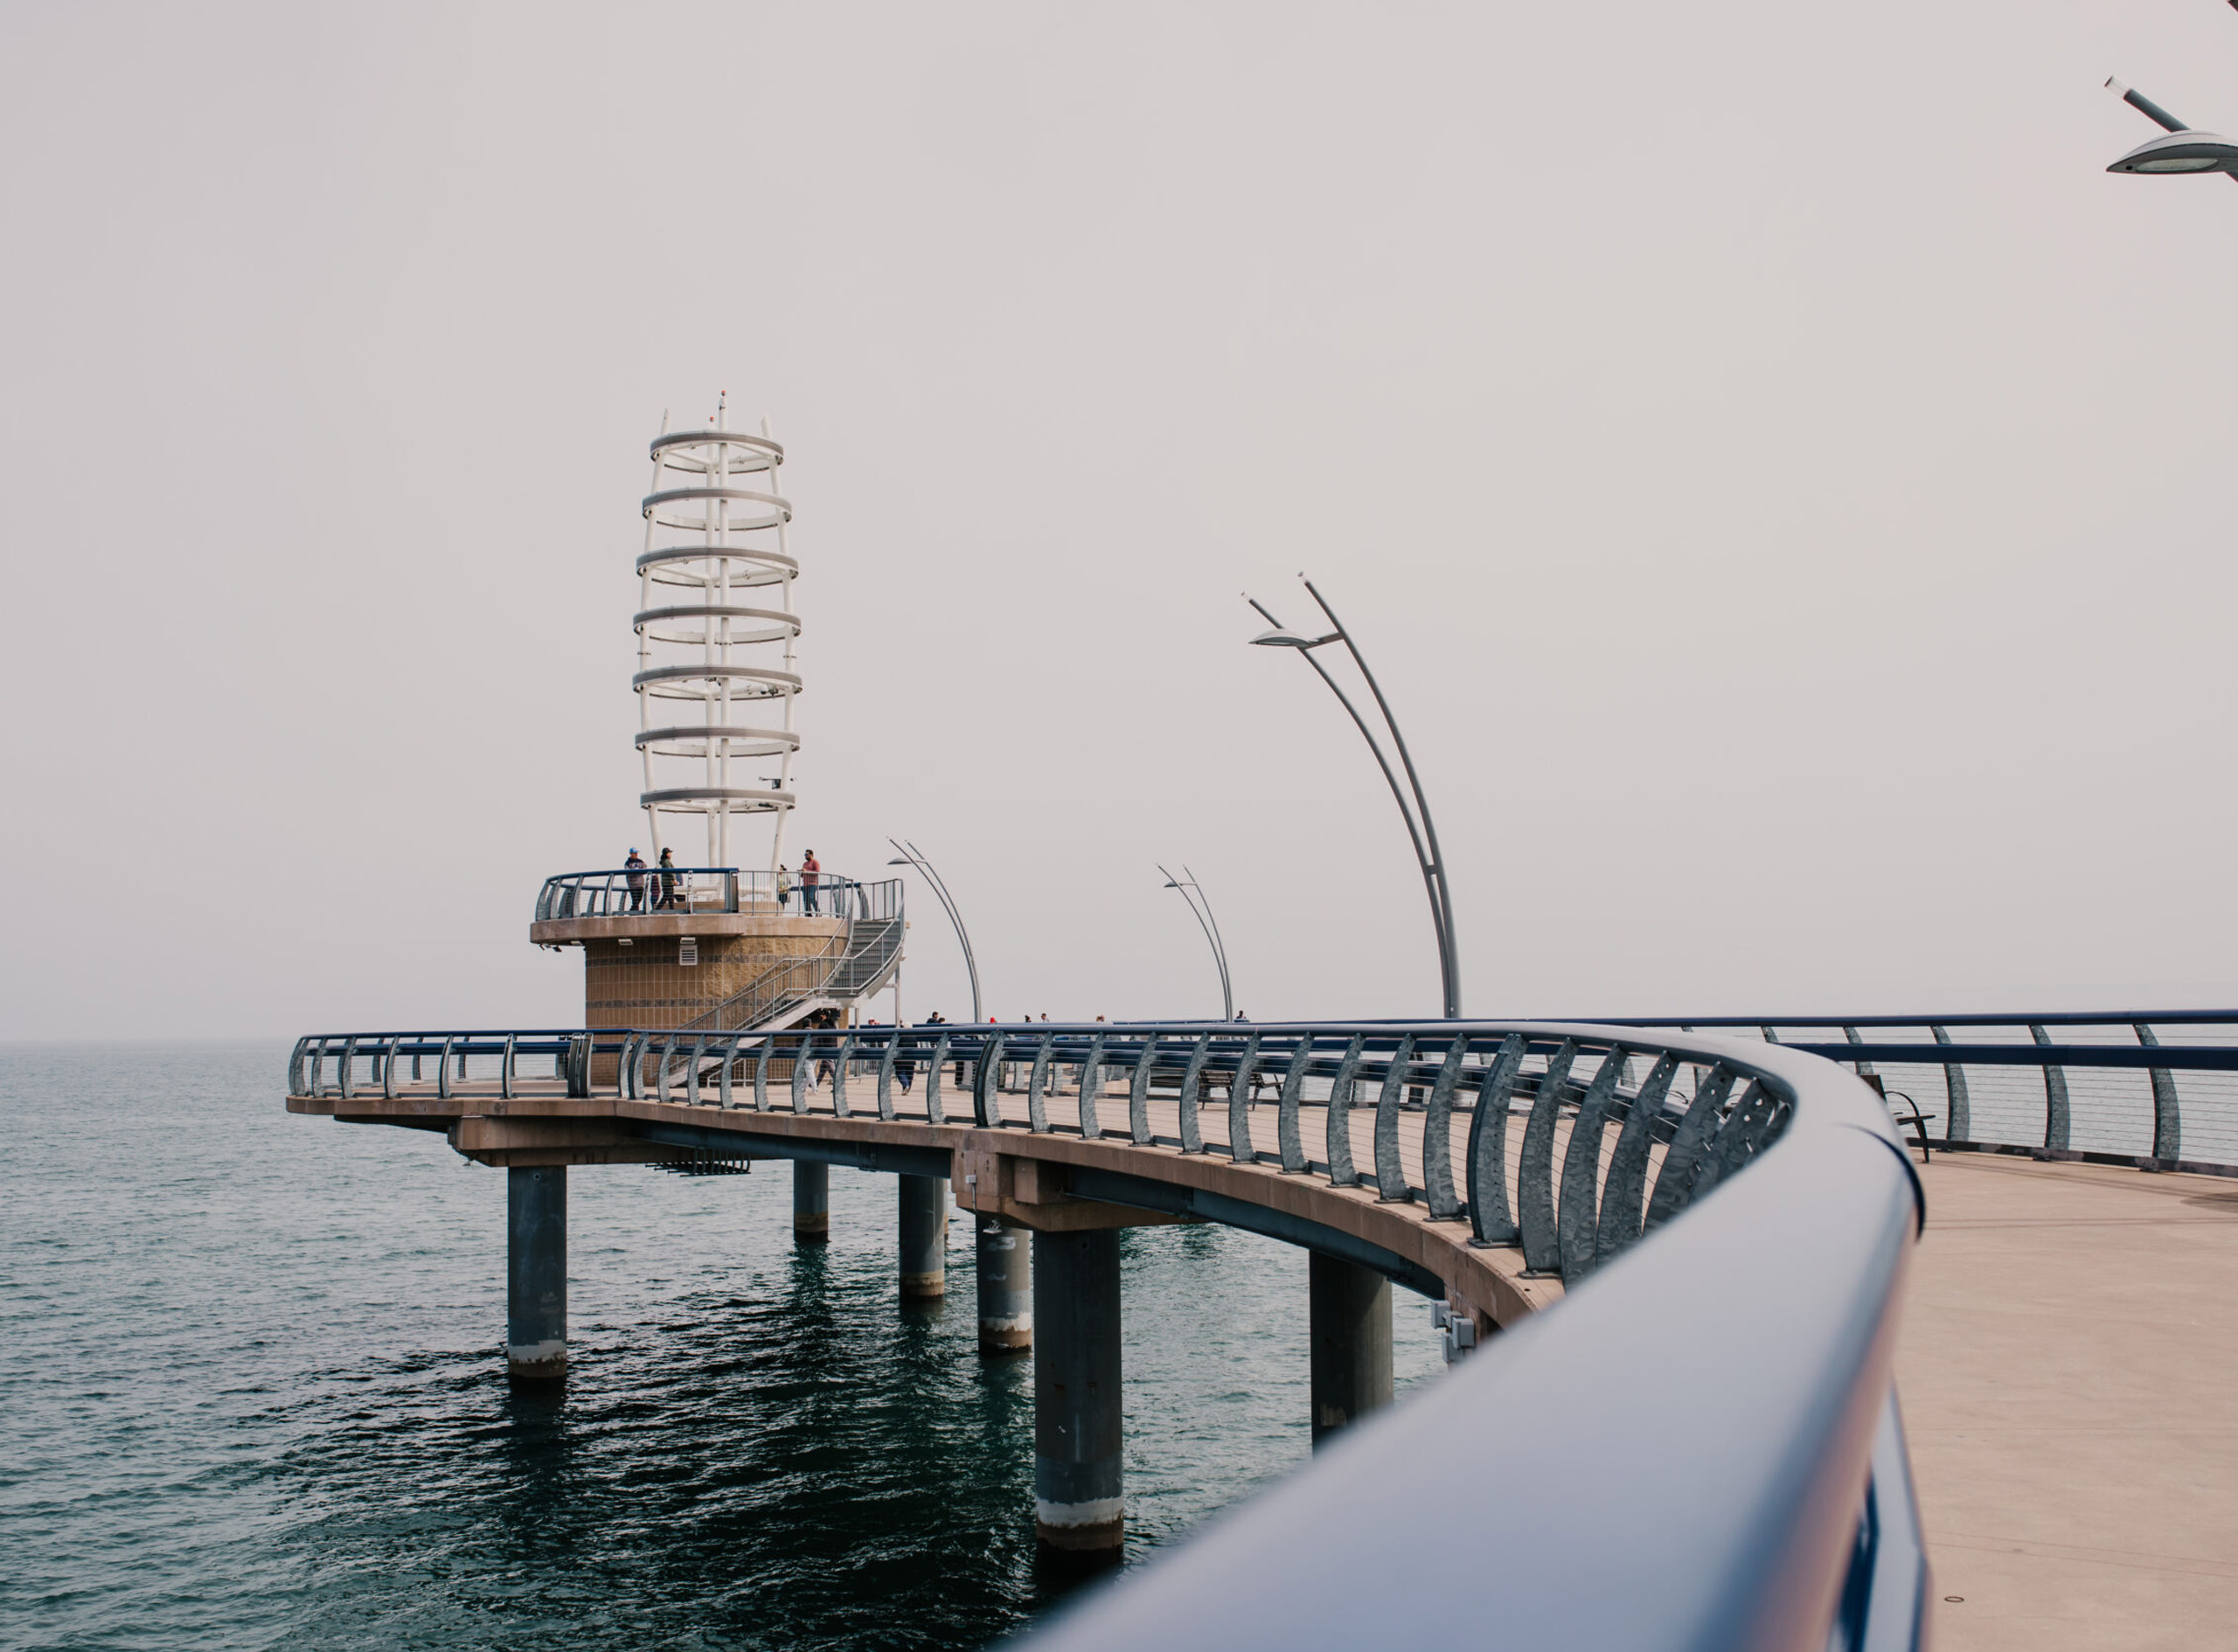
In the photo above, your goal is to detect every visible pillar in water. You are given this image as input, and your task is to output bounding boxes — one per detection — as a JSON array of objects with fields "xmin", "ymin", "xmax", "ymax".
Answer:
[
  {"xmin": 899, "ymin": 1174, "xmax": 948, "ymax": 1299},
  {"xmin": 506, "ymin": 1166, "xmax": 567, "ymax": 1381},
  {"xmin": 1033, "ymin": 1229, "xmax": 1123, "ymax": 1554},
  {"xmin": 1308, "ymin": 1252, "xmax": 1392, "ymax": 1446},
  {"xmin": 794, "ymin": 1160, "xmax": 829, "ymax": 1241},
  {"xmin": 976, "ymin": 1218, "xmax": 1032, "ymax": 1353}
]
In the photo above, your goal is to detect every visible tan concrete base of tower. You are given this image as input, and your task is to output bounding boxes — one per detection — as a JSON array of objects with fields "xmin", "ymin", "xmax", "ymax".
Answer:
[{"xmin": 533, "ymin": 911, "xmax": 851, "ymax": 1079}]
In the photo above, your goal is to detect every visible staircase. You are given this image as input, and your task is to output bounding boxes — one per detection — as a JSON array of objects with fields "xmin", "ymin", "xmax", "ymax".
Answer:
[{"xmin": 679, "ymin": 909, "xmax": 905, "ymax": 1037}]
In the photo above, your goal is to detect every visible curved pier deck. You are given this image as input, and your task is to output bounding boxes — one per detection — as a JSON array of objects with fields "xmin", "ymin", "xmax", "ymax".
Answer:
[
  {"xmin": 1901, "ymin": 1152, "xmax": 2238, "ymax": 1650},
  {"xmin": 287, "ymin": 1018, "xmax": 1929, "ymax": 1645}
]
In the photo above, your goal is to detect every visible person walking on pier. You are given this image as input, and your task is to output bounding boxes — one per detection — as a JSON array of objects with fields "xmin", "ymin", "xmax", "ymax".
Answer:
[
  {"xmin": 655, "ymin": 847, "xmax": 681, "ymax": 910},
  {"xmin": 800, "ymin": 850, "xmax": 821, "ymax": 915},
  {"xmin": 624, "ymin": 849, "xmax": 647, "ymax": 913}
]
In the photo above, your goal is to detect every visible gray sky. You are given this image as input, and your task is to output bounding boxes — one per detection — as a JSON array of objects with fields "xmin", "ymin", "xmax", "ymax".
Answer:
[{"xmin": 4, "ymin": 1, "xmax": 2235, "ymax": 1041}]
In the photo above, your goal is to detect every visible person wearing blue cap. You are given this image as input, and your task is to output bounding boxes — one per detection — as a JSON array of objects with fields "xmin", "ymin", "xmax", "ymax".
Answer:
[{"xmin": 624, "ymin": 847, "xmax": 647, "ymax": 912}]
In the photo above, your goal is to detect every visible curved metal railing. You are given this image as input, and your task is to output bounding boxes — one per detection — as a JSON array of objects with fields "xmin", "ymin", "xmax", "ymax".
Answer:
[
  {"xmin": 292, "ymin": 1020, "xmax": 1889, "ymax": 1292},
  {"xmin": 1594, "ymin": 1010, "xmax": 2238, "ymax": 1171},
  {"xmin": 1018, "ymin": 1025, "xmax": 1926, "ymax": 1652},
  {"xmin": 286, "ymin": 1017, "xmax": 1929, "ymax": 1648},
  {"xmin": 533, "ymin": 868, "xmax": 888, "ymax": 922}
]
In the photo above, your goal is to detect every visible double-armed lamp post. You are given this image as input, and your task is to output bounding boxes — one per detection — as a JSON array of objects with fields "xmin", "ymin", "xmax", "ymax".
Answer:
[
  {"xmin": 1159, "ymin": 865, "xmax": 1234, "ymax": 1021},
  {"xmin": 886, "ymin": 838, "xmax": 981, "ymax": 1024},
  {"xmin": 1248, "ymin": 578, "xmax": 1461, "ymax": 1019}
]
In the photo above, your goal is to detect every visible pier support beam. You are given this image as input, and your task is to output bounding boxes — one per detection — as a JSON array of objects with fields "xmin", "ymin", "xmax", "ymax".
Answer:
[
  {"xmin": 976, "ymin": 1217, "xmax": 1032, "ymax": 1353},
  {"xmin": 506, "ymin": 1166, "xmax": 567, "ymax": 1382},
  {"xmin": 1033, "ymin": 1229, "xmax": 1123, "ymax": 1555},
  {"xmin": 899, "ymin": 1174, "xmax": 949, "ymax": 1298},
  {"xmin": 1309, "ymin": 1252, "xmax": 1391, "ymax": 1447},
  {"xmin": 793, "ymin": 1160, "xmax": 829, "ymax": 1242}
]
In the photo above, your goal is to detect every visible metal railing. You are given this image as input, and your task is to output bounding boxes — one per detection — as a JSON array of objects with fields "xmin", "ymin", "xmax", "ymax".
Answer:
[
  {"xmin": 1585, "ymin": 1010, "xmax": 2238, "ymax": 1172},
  {"xmin": 675, "ymin": 938, "xmax": 849, "ymax": 1034},
  {"xmin": 286, "ymin": 1017, "xmax": 1929, "ymax": 1648},
  {"xmin": 534, "ymin": 868, "xmax": 892, "ymax": 922},
  {"xmin": 288, "ymin": 1029, "xmax": 593, "ymax": 1102}
]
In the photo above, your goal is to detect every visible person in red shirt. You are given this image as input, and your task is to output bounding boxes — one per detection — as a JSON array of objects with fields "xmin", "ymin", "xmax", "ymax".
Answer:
[{"xmin": 800, "ymin": 850, "xmax": 821, "ymax": 916}]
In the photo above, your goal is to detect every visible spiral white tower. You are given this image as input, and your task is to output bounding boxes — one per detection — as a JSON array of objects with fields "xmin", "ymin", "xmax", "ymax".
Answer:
[{"xmin": 635, "ymin": 394, "xmax": 799, "ymax": 871}]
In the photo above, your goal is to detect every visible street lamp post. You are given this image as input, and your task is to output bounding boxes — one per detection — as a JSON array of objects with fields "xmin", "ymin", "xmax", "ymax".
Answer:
[
  {"xmin": 1248, "ymin": 578, "xmax": 1462, "ymax": 1019},
  {"xmin": 886, "ymin": 838, "xmax": 981, "ymax": 1024},
  {"xmin": 1159, "ymin": 864, "xmax": 1234, "ymax": 1020},
  {"xmin": 2103, "ymin": 76, "xmax": 2238, "ymax": 180}
]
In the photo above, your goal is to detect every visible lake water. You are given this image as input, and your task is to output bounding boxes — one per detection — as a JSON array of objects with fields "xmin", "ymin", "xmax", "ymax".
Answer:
[{"xmin": 1, "ymin": 1042, "xmax": 1441, "ymax": 1650}]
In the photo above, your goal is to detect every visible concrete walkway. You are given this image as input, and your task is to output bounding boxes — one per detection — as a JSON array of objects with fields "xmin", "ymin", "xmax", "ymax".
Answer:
[{"xmin": 1900, "ymin": 1152, "xmax": 2238, "ymax": 1650}]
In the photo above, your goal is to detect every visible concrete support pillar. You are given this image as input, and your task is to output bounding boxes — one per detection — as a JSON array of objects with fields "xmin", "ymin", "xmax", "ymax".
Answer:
[
  {"xmin": 975, "ymin": 1217, "xmax": 1032, "ymax": 1353},
  {"xmin": 899, "ymin": 1174, "xmax": 949, "ymax": 1298},
  {"xmin": 793, "ymin": 1160, "xmax": 829, "ymax": 1242},
  {"xmin": 1033, "ymin": 1229, "xmax": 1123, "ymax": 1554},
  {"xmin": 506, "ymin": 1166, "xmax": 567, "ymax": 1382},
  {"xmin": 1309, "ymin": 1252, "xmax": 1392, "ymax": 1447}
]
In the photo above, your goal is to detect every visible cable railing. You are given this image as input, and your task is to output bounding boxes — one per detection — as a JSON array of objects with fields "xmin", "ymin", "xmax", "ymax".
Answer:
[
  {"xmin": 534, "ymin": 868, "xmax": 893, "ymax": 922},
  {"xmin": 287, "ymin": 1017, "xmax": 1929, "ymax": 1649},
  {"xmin": 1586, "ymin": 1010, "xmax": 2238, "ymax": 1172}
]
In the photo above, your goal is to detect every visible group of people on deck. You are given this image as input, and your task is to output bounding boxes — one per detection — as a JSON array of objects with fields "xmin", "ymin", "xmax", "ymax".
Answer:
[
  {"xmin": 621, "ymin": 847, "xmax": 679, "ymax": 912},
  {"xmin": 621, "ymin": 848, "xmax": 824, "ymax": 914}
]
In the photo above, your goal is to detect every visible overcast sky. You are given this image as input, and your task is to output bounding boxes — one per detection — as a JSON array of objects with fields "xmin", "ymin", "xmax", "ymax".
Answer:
[{"xmin": 4, "ymin": 1, "xmax": 2237, "ymax": 1041}]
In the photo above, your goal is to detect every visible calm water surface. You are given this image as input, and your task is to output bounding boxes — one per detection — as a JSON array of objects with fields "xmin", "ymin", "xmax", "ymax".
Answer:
[{"xmin": 2, "ymin": 1043, "xmax": 1440, "ymax": 1650}]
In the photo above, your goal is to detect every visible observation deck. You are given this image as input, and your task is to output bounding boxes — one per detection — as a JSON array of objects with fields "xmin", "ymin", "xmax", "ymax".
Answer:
[{"xmin": 531, "ymin": 868, "xmax": 903, "ymax": 1035}]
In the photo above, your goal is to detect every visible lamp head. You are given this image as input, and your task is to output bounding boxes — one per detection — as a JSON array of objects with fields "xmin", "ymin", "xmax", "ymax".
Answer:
[
  {"xmin": 1251, "ymin": 626, "xmax": 1337, "ymax": 649},
  {"xmin": 2108, "ymin": 130, "xmax": 2238, "ymax": 174},
  {"xmin": 886, "ymin": 857, "xmax": 910, "ymax": 865}
]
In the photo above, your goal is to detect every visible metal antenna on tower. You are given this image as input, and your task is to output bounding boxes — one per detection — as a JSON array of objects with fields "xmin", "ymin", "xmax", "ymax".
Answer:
[{"xmin": 632, "ymin": 398, "xmax": 803, "ymax": 871}]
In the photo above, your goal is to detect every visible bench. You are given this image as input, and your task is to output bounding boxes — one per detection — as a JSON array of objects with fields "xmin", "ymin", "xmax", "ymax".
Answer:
[{"xmin": 1859, "ymin": 1073, "xmax": 1936, "ymax": 1163}]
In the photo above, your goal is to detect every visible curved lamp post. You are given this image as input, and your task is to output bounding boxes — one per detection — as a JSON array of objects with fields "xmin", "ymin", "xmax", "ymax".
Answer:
[
  {"xmin": 1159, "ymin": 864, "xmax": 1234, "ymax": 1020},
  {"xmin": 1248, "ymin": 578, "xmax": 1461, "ymax": 1018},
  {"xmin": 2103, "ymin": 77, "xmax": 2238, "ymax": 181},
  {"xmin": 886, "ymin": 838, "xmax": 981, "ymax": 1024}
]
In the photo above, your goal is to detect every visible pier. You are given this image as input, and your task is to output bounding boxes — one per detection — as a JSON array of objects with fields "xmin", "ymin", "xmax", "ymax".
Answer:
[
  {"xmin": 285, "ymin": 1012, "xmax": 2238, "ymax": 1648},
  {"xmin": 273, "ymin": 406, "xmax": 2238, "ymax": 1649}
]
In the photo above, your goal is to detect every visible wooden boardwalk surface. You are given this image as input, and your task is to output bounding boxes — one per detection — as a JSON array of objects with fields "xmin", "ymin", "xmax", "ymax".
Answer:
[{"xmin": 1900, "ymin": 1154, "xmax": 2238, "ymax": 1650}]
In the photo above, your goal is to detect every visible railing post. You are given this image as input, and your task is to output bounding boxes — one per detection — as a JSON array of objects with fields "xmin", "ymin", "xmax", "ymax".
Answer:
[
  {"xmin": 1373, "ymin": 1035, "xmax": 1414, "ymax": 1200},
  {"xmin": 1421, "ymin": 1034, "xmax": 1467, "ymax": 1218},
  {"xmin": 1324, "ymin": 1036, "xmax": 1366, "ymax": 1187},
  {"xmin": 2028, "ymin": 1024, "xmax": 2070, "ymax": 1152},
  {"xmin": 1227, "ymin": 1031, "xmax": 1260, "ymax": 1163},
  {"xmin": 1077, "ymin": 1032, "xmax": 1106, "ymax": 1140},
  {"xmin": 925, "ymin": 1032, "xmax": 951, "ymax": 1125},
  {"xmin": 2135, "ymin": 1023, "xmax": 2181, "ymax": 1161},
  {"xmin": 1929, "ymin": 1024, "xmax": 1970, "ymax": 1142},
  {"xmin": 1464, "ymin": 1034, "xmax": 1526, "ymax": 1246}
]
